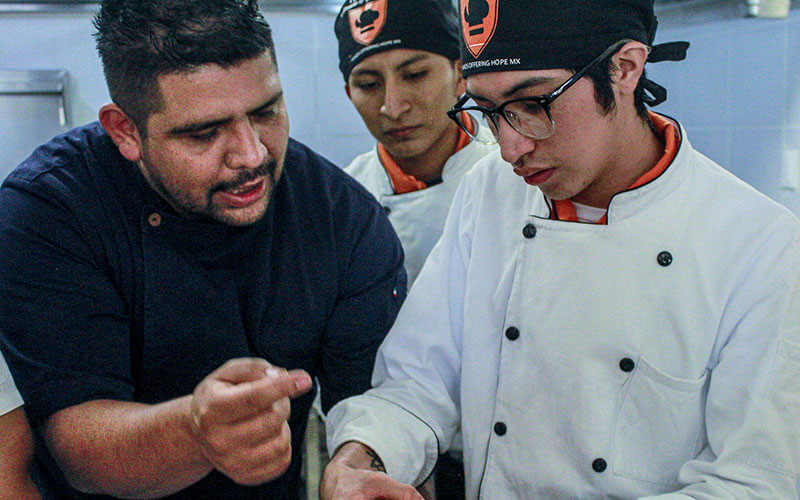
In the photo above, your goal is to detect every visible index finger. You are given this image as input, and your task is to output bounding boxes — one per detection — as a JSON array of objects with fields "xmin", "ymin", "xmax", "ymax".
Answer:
[{"xmin": 228, "ymin": 368, "xmax": 313, "ymax": 415}]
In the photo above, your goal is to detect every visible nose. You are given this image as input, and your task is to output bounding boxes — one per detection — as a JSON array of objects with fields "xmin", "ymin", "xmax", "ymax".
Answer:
[
  {"xmin": 379, "ymin": 79, "xmax": 411, "ymax": 120},
  {"xmin": 225, "ymin": 120, "xmax": 268, "ymax": 170},
  {"xmin": 497, "ymin": 116, "xmax": 537, "ymax": 166}
]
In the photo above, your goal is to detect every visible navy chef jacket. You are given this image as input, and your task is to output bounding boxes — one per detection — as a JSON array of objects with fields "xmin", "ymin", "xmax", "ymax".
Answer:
[{"xmin": 0, "ymin": 122, "xmax": 407, "ymax": 499}]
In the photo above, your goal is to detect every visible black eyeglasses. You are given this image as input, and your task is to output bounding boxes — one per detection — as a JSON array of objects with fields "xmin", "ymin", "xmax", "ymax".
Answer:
[{"xmin": 447, "ymin": 39, "xmax": 633, "ymax": 144}]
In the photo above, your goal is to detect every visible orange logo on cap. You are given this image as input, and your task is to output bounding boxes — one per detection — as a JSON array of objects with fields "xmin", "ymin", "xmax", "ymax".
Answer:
[
  {"xmin": 348, "ymin": 0, "xmax": 387, "ymax": 46},
  {"xmin": 460, "ymin": 0, "xmax": 498, "ymax": 58}
]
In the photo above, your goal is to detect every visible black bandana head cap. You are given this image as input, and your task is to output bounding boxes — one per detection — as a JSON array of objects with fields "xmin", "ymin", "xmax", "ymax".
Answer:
[
  {"xmin": 335, "ymin": 0, "xmax": 461, "ymax": 81},
  {"xmin": 457, "ymin": 0, "xmax": 689, "ymax": 106}
]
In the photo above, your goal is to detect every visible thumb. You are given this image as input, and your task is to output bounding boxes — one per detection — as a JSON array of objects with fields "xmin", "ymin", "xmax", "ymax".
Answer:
[{"xmin": 286, "ymin": 369, "xmax": 313, "ymax": 397}]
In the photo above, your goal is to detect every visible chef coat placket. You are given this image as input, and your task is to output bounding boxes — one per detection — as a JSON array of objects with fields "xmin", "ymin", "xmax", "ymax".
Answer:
[
  {"xmin": 477, "ymin": 216, "xmax": 543, "ymax": 498},
  {"xmin": 480, "ymin": 191, "xmax": 719, "ymax": 497},
  {"xmin": 140, "ymin": 206, "xmax": 255, "ymax": 402}
]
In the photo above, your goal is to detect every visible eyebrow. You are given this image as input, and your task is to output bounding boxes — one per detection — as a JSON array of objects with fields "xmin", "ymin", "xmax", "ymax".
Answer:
[
  {"xmin": 466, "ymin": 76, "xmax": 561, "ymax": 103},
  {"xmin": 394, "ymin": 53, "xmax": 429, "ymax": 71},
  {"xmin": 349, "ymin": 53, "xmax": 430, "ymax": 79},
  {"xmin": 167, "ymin": 91, "xmax": 284, "ymax": 135},
  {"xmin": 502, "ymin": 77, "xmax": 560, "ymax": 98}
]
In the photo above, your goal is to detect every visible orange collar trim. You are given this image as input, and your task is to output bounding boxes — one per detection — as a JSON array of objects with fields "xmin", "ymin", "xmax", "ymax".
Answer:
[
  {"xmin": 552, "ymin": 112, "xmax": 680, "ymax": 224},
  {"xmin": 379, "ymin": 112, "xmax": 474, "ymax": 195}
]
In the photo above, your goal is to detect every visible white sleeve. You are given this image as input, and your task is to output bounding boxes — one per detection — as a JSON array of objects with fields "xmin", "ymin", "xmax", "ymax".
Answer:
[
  {"xmin": 326, "ymin": 170, "xmax": 477, "ymax": 486},
  {"xmin": 642, "ymin": 214, "xmax": 800, "ymax": 499},
  {"xmin": 0, "ymin": 350, "xmax": 24, "ymax": 415}
]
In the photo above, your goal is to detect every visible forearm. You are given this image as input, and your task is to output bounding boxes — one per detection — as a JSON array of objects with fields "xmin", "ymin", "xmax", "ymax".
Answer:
[
  {"xmin": 0, "ymin": 478, "xmax": 40, "ymax": 500},
  {"xmin": 330, "ymin": 440, "xmax": 387, "ymax": 472},
  {"xmin": 45, "ymin": 397, "xmax": 213, "ymax": 498},
  {"xmin": 0, "ymin": 407, "xmax": 41, "ymax": 499}
]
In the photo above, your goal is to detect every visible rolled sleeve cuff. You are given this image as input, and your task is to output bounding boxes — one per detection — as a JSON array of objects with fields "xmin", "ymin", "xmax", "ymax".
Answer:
[
  {"xmin": 326, "ymin": 393, "xmax": 439, "ymax": 486},
  {"xmin": 0, "ymin": 377, "xmax": 24, "ymax": 415}
]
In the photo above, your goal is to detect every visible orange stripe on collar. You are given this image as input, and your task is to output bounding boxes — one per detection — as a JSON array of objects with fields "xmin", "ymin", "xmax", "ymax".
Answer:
[
  {"xmin": 552, "ymin": 112, "xmax": 680, "ymax": 224},
  {"xmin": 378, "ymin": 144, "xmax": 428, "ymax": 194},
  {"xmin": 379, "ymin": 112, "xmax": 475, "ymax": 195}
]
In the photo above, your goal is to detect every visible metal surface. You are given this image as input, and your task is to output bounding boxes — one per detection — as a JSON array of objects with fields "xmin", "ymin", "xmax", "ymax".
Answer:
[
  {"xmin": 0, "ymin": 69, "xmax": 68, "ymax": 126},
  {"xmin": 0, "ymin": 69, "xmax": 66, "ymax": 94},
  {"xmin": 0, "ymin": 69, "xmax": 70, "ymax": 180}
]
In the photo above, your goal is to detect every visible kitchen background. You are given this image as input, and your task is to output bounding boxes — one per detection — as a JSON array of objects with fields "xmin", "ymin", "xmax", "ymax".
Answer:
[
  {"xmin": 0, "ymin": 0, "xmax": 799, "ymax": 212},
  {"xmin": 1, "ymin": 0, "xmax": 799, "ymax": 497}
]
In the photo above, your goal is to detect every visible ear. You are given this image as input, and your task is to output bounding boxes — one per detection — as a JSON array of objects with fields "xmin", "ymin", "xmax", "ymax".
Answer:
[
  {"xmin": 453, "ymin": 59, "xmax": 467, "ymax": 96},
  {"xmin": 612, "ymin": 41, "xmax": 649, "ymax": 97},
  {"xmin": 98, "ymin": 103, "xmax": 145, "ymax": 163}
]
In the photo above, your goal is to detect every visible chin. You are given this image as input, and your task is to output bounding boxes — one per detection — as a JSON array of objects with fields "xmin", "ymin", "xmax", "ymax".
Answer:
[
  {"xmin": 386, "ymin": 142, "xmax": 426, "ymax": 161},
  {"xmin": 217, "ymin": 212, "xmax": 266, "ymax": 227},
  {"xmin": 211, "ymin": 199, "xmax": 270, "ymax": 227}
]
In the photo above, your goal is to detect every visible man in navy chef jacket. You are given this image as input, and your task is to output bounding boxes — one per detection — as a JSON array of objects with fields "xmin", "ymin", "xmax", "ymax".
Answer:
[{"xmin": 0, "ymin": 0, "xmax": 406, "ymax": 498}]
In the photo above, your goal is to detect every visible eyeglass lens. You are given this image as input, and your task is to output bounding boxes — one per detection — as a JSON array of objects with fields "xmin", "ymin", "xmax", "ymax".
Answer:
[
  {"xmin": 454, "ymin": 98, "xmax": 554, "ymax": 144},
  {"xmin": 496, "ymin": 100, "xmax": 553, "ymax": 139}
]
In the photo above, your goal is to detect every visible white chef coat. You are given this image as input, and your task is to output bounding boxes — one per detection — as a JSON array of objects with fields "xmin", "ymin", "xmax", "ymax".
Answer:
[
  {"xmin": 0, "ymin": 350, "xmax": 23, "ymax": 415},
  {"xmin": 344, "ymin": 122, "xmax": 496, "ymax": 286},
  {"xmin": 327, "ymin": 120, "xmax": 800, "ymax": 499}
]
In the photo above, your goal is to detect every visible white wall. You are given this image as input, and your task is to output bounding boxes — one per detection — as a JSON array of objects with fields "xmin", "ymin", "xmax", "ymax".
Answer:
[
  {"xmin": 2, "ymin": 2, "xmax": 800, "ymax": 211},
  {"xmin": 0, "ymin": 11, "xmax": 108, "ymax": 131},
  {"xmin": 0, "ymin": 8, "xmax": 372, "ymax": 168},
  {"xmin": 268, "ymin": 11, "xmax": 374, "ymax": 166},
  {"xmin": 648, "ymin": 0, "xmax": 800, "ymax": 212}
]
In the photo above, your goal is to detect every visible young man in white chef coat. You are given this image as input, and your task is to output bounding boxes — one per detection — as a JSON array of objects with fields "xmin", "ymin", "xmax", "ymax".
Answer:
[
  {"xmin": 335, "ymin": 0, "xmax": 496, "ymax": 288},
  {"xmin": 332, "ymin": 1, "xmax": 497, "ymax": 496},
  {"xmin": 320, "ymin": 0, "xmax": 800, "ymax": 498}
]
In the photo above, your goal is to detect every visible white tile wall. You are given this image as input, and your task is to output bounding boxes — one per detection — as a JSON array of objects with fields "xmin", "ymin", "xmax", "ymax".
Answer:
[
  {"xmin": 653, "ymin": 1, "xmax": 800, "ymax": 211},
  {"xmin": 0, "ymin": 9, "xmax": 374, "ymax": 168},
  {"xmin": 1, "ymin": 2, "xmax": 800, "ymax": 209}
]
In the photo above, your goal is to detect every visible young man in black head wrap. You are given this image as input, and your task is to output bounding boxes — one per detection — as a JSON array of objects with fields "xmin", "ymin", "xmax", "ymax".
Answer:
[
  {"xmin": 335, "ymin": 0, "xmax": 496, "ymax": 289},
  {"xmin": 321, "ymin": 0, "xmax": 800, "ymax": 498},
  {"xmin": 334, "ymin": 2, "xmax": 497, "ymax": 496}
]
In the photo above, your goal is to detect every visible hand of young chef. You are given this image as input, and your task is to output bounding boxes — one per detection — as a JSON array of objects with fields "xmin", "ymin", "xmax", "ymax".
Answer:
[
  {"xmin": 320, "ymin": 441, "xmax": 425, "ymax": 500},
  {"xmin": 188, "ymin": 358, "xmax": 312, "ymax": 485}
]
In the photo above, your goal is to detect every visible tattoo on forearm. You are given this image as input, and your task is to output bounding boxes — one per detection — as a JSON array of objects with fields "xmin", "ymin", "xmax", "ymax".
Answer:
[{"xmin": 365, "ymin": 449, "xmax": 386, "ymax": 472}]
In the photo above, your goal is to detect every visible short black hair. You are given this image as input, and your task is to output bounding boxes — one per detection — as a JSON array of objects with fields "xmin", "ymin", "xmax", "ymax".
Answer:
[
  {"xmin": 572, "ymin": 56, "xmax": 651, "ymax": 124},
  {"xmin": 94, "ymin": 0, "xmax": 276, "ymax": 133}
]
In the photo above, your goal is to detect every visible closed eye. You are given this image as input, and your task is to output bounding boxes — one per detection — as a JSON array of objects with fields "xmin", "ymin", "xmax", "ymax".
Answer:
[
  {"xmin": 253, "ymin": 107, "xmax": 276, "ymax": 120},
  {"xmin": 404, "ymin": 70, "xmax": 427, "ymax": 81},
  {"xmin": 189, "ymin": 129, "xmax": 218, "ymax": 142},
  {"xmin": 520, "ymin": 100, "xmax": 545, "ymax": 114},
  {"xmin": 354, "ymin": 80, "xmax": 380, "ymax": 91}
]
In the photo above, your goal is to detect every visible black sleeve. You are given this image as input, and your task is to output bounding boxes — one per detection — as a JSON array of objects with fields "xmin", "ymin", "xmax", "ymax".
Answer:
[
  {"xmin": 0, "ymin": 175, "xmax": 133, "ymax": 426},
  {"xmin": 317, "ymin": 188, "xmax": 407, "ymax": 414}
]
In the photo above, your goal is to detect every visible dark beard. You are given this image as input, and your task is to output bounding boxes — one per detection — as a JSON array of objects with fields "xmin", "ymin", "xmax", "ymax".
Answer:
[{"xmin": 138, "ymin": 151, "xmax": 280, "ymax": 225}]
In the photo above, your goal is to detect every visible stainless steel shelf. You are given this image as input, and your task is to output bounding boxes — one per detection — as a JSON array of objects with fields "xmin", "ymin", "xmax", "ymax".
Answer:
[{"xmin": 0, "ymin": 69, "xmax": 69, "ymax": 126}]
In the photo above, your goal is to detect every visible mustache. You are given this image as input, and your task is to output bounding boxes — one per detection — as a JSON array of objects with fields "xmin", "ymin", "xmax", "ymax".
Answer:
[{"xmin": 210, "ymin": 160, "xmax": 278, "ymax": 194}]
